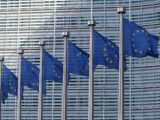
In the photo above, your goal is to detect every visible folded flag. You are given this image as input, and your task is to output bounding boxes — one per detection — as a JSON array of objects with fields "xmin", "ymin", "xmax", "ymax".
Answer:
[
  {"xmin": 68, "ymin": 41, "xmax": 89, "ymax": 76},
  {"xmin": 94, "ymin": 30, "xmax": 126, "ymax": 70},
  {"xmin": 124, "ymin": 18, "xmax": 159, "ymax": 58},
  {"xmin": 2, "ymin": 65, "xmax": 18, "ymax": 103},
  {"xmin": 43, "ymin": 50, "xmax": 64, "ymax": 83},
  {"xmin": 22, "ymin": 58, "xmax": 45, "ymax": 94}
]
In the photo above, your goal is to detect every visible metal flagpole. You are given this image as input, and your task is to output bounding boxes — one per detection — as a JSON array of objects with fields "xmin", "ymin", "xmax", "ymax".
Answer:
[
  {"xmin": 17, "ymin": 48, "xmax": 24, "ymax": 120},
  {"xmin": 38, "ymin": 41, "xmax": 45, "ymax": 120},
  {"xmin": 117, "ymin": 7, "xmax": 126, "ymax": 120},
  {"xmin": 88, "ymin": 20, "xmax": 96, "ymax": 120},
  {"xmin": 62, "ymin": 31, "xmax": 69, "ymax": 120},
  {"xmin": 0, "ymin": 57, "xmax": 4, "ymax": 120}
]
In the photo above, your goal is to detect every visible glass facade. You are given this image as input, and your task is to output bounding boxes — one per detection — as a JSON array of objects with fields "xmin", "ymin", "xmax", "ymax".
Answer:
[{"xmin": 0, "ymin": 0, "xmax": 160, "ymax": 119}]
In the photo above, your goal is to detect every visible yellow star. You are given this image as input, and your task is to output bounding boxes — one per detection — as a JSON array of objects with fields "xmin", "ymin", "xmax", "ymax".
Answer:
[
  {"xmin": 110, "ymin": 60, "xmax": 113, "ymax": 63},
  {"xmin": 139, "ymin": 50, "xmax": 144, "ymax": 54},
  {"xmin": 115, "ymin": 54, "xmax": 118, "ymax": 58},
  {"xmin": 134, "ymin": 49, "xmax": 138, "ymax": 53},
  {"xmin": 106, "ymin": 58, "xmax": 109, "ymax": 61},
  {"xmin": 148, "ymin": 48, "xmax": 151, "ymax": 51}
]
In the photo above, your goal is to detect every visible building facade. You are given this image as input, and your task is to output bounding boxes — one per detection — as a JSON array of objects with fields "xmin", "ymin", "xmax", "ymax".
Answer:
[{"xmin": 0, "ymin": 0, "xmax": 160, "ymax": 119}]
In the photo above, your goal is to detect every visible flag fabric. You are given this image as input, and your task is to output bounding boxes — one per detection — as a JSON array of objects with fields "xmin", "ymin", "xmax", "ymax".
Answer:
[
  {"xmin": 68, "ymin": 41, "xmax": 89, "ymax": 76},
  {"xmin": 147, "ymin": 34, "xmax": 159, "ymax": 57},
  {"xmin": 22, "ymin": 58, "xmax": 46, "ymax": 94},
  {"xmin": 94, "ymin": 30, "xmax": 124, "ymax": 70},
  {"xmin": 43, "ymin": 50, "xmax": 64, "ymax": 83},
  {"xmin": 124, "ymin": 18, "xmax": 159, "ymax": 58},
  {"xmin": 2, "ymin": 65, "xmax": 18, "ymax": 103}
]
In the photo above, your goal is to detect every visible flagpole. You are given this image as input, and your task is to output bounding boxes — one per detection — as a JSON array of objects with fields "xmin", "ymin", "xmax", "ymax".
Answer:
[
  {"xmin": 117, "ymin": 7, "xmax": 126, "ymax": 120},
  {"xmin": 88, "ymin": 20, "xmax": 96, "ymax": 120},
  {"xmin": 17, "ymin": 48, "xmax": 24, "ymax": 120},
  {"xmin": 38, "ymin": 41, "xmax": 45, "ymax": 120},
  {"xmin": 0, "ymin": 57, "xmax": 4, "ymax": 120},
  {"xmin": 62, "ymin": 31, "xmax": 69, "ymax": 120}
]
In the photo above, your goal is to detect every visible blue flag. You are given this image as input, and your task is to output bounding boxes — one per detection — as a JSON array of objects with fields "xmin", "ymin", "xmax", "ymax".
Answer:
[
  {"xmin": 124, "ymin": 18, "xmax": 159, "ymax": 58},
  {"xmin": 68, "ymin": 41, "xmax": 89, "ymax": 76},
  {"xmin": 22, "ymin": 58, "xmax": 45, "ymax": 94},
  {"xmin": 43, "ymin": 50, "xmax": 63, "ymax": 83},
  {"xmin": 94, "ymin": 30, "xmax": 125, "ymax": 70},
  {"xmin": 2, "ymin": 65, "xmax": 18, "ymax": 103}
]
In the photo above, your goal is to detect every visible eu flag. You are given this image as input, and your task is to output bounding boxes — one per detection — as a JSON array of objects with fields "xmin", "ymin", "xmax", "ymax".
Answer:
[
  {"xmin": 68, "ymin": 41, "xmax": 89, "ymax": 76},
  {"xmin": 22, "ymin": 58, "xmax": 45, "ymax": 94},
  {"xmin": 124, "ymin": 18, "xmax": 159, "ymax": 58},
  {"xmin": 2, "ymin": 65, "xmax": 18, "ymax": 103},
  {"xmin": 43, "ymin": 50, "xmax": 63, "ymax": 83},
  {"xmin": 94, "ymin": 30, "xmax": 122, "ymax": 70}
]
